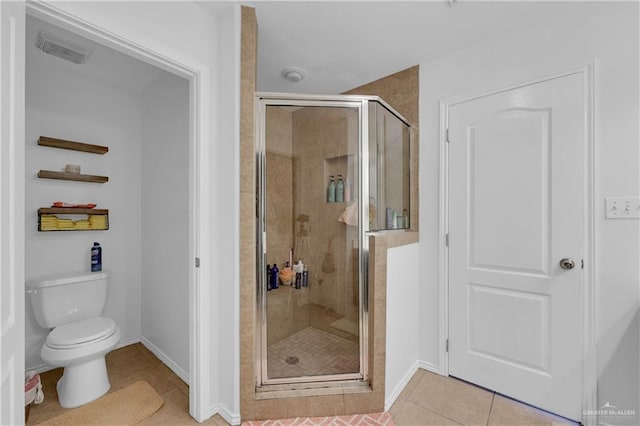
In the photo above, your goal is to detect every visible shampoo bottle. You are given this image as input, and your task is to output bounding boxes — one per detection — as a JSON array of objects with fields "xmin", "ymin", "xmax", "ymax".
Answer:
[
  {"xmin": 294, "ymin": 260, "xmax": 303, "ymax": 289},
  {"xmin": 91, "ymin": 242, "xmax": 102, "ymax": 272},
  {"xmin": 266, "ymin": 264, "xmax": 272, "ymax": 291},
  {"xmin": 271, "ymin": 263, "xmax": 279, "ymax": 289},
  {"xmin": 336, "ymin": 175, "xmax": 344, "ymax": 202},
  {"xmin": 344, "ymin": 176, "xmax": 351, "ymax": 202},
  {"xmin": 302, "ymin": 266, "xmax": 309, "ymax": 288},
  {"xmin": 327, "ymin": 176, "xmax": 336, "ymax": 202}
]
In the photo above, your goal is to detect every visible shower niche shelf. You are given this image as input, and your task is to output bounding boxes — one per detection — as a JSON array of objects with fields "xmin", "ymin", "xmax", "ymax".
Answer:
[
  {"xmin": 37, "ymin": 208, "xmax": 109, "ymax": 232},
  {"xmin": 37, "ymin": 170, "xmax": 109, "ymax": 184},
  {"xmin": 38, "ymin": 136, "xmax": 109, "ymax": 155},
  {"xmin": 324, "ymin": 154, "xmax": 356, "ymax": 204}
]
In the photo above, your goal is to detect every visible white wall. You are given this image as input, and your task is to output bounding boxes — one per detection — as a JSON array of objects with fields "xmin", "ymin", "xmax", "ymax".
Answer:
[
  {"xmin": 25, "ymin": 52, "xmax": 143, "ymax": 369},
  {"xmin": 418, "ymin": 3, "xmax": 639, "ymax": 416},
  {"xmin": 385, "ymin": 242, "xmax": 420, "ymax": 410},
  {"xmin": 214, "ymin": 4, "xmax": 242, "ymax": 422},
  {"xmin": 141, "ymin": 72, "xmax": 190, "ymax": 380}
]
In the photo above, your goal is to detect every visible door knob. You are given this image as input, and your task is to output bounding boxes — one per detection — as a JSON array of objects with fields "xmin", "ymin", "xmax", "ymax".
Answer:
[{"xmin": 559, "ymin": 258, "xmax": 575, "ymax": 270}]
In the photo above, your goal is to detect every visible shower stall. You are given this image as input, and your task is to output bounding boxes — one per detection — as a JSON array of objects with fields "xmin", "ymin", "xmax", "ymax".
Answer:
[{"xmin": 255, "ymin": 93, "xmax": 411, "ymax": 387}]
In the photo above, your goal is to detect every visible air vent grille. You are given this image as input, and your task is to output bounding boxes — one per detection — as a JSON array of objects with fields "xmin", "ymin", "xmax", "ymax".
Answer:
[{"xmin": 35, "ymin": 30, "xmax": 92, "ymax": 64}]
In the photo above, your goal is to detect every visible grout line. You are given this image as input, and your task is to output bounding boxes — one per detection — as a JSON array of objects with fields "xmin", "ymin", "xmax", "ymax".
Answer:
[{"xmin": 486, "ymin": 392, "xmax": 495, "ymax": 426}]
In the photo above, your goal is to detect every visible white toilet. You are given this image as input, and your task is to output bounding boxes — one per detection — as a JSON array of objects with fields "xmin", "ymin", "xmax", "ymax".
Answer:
[{"xmin": 27, "ymin": 271, "xmax": 121, "ymax": 408}]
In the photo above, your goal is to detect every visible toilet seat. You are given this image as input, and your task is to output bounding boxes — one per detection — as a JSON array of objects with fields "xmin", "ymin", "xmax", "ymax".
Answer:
[{"xmin": 47, "ymin": 317, "xmax": 117, "ymax": 349}]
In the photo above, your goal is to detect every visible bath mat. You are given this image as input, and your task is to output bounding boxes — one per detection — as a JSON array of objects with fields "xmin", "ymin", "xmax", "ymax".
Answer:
[
  {"xmin": 242, "ymin": 411, "xmax": 394, "ymax": 425},
  {"xmin": 38, "ymin": 380, "xmax": 164, "ymax": 425}
]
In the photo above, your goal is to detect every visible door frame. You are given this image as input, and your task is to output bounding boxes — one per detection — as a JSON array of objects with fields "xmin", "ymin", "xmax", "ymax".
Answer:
[
  {"xmin": 437, "ymin": 64, "xmax": 596, "ymax": 424},
  {"xmin": 20, "ymin": 2, "xmax": 212, "ymax": 422}
]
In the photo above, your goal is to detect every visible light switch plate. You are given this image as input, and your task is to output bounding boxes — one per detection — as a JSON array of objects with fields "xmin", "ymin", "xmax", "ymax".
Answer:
[{"xmin": 605, "ymin": 196, "xmax": 640, "ymax": 219}]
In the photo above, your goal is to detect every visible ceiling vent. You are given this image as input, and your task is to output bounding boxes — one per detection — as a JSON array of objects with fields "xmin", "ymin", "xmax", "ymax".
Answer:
[{"xmin": 35, "ymin": 30, "xmax": 93, "ymax": 64}]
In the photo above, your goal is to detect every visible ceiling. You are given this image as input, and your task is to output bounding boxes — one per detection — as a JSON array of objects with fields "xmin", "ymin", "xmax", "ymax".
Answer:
[
  {"xmin": 26, "ymin": 15, "xmax": 166, "ymax": 92},
  {"xmin": 26, "ymin": 2, "xmax": 612, "ymax": 95},
  {"xmin": 200, "ymin": 1, "xmax": 611, "ymax": 94}
]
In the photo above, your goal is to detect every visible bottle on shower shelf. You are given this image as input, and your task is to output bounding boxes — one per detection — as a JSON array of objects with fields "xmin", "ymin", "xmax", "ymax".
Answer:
[
  {"xmin": 294, "ymin": 260, "xmax": 303, "ymax": 289},
  {"xmin": 280, "ymin": 261, "xmax": 293, "ymax": 286},
  {"xmin": 336, "ymin": 175, "xmax": 344, "ymax": 202},
  {"xmin": 344, "ymin": 176, "xmax": 351, "ymax": 202},
  {"xmin": 266, "ymin": 264, "xmax": 272, "ymax": 291},
  {"xmin": 271, "ymin": 263, "xmax": 279, "ymax": 289},
  {"xmin": 302, "ymin": 266, "xmax": 309, "ymax": 288},
  {"xmin": 327, "ymin": 176, "xmax": 336, "ymax": 203}
]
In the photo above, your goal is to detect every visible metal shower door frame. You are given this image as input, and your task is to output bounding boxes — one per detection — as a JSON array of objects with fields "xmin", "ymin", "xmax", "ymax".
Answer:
[{"xmin": 255, "ymin": 93, "xmax": 371, "ymax": 387}]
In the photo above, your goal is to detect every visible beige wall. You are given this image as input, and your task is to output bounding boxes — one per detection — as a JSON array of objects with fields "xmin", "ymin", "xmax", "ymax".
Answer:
[
  {"xmin": 239, "ymin": 5, "xmax": 258, "ymax": 418},
  {"xmin": 292, "ymin": 107, "xmax": 359, "ymax": 318},
  {"xmin": 264, "ymin": 107, "xmax": 310, "ymax": 345}
]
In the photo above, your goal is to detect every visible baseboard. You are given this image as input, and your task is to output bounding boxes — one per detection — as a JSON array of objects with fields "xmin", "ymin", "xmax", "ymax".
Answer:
[
  {"xmin": 383, "ymin": 360, "xmax": 444, "ymax": 411},
  {"xmin": 29, "ymin": 363, "xmax": 53, "ymax": 374},
  {"xmin": 140, "ymin": 337, "xmax": 190, "ymax": 384},
  {"xmin": 213, "ymin": 403, "xmax": 241, "ymax": 425},
  {"xmin": 417, "ymin": 360, "xmax": 442, "ymax": 375},
  {"xmin": 117, "ymin": 336, "xmax": 141, "ymax": 349},
  {"xmin": 385, "ymin": 361, "xmax": 420, "ymax": 411}
]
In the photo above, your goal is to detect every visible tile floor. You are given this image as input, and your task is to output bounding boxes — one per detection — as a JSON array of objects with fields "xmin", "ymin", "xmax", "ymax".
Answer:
[
  {"xmin": 28, "ymin": 343, "xmax": 577, "ymax": 425},
  {"xmin": 390, "ymin": 369, "xmax": 577, "ymax": 425},
  {"xmin": 267, "ymin": 327, "xmax": 359, "ymax": 378},
  {"xmin": 27, "ymin": 343, "xmax": 228, "ymax": 425}
]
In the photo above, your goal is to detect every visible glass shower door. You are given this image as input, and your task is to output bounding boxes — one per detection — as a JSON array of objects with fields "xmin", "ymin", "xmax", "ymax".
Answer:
[{"xmin": 258, "ymin": 101, "xmax": 365, "ymax": 384}]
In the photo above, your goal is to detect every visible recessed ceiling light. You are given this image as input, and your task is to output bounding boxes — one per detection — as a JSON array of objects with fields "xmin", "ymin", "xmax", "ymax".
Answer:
[{"xmin": 281, "ymin": 67, "xmax": 307, "ymax": 83}]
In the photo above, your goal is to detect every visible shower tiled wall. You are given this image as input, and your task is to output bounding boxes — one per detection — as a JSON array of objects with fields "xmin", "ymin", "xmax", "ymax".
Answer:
[{"xmin": 291, "ymin": 107, "xmax": 359, "ymax": 319}]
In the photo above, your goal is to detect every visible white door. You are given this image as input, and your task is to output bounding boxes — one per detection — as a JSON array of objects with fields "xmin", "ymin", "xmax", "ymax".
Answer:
[
  {"xmin": 0, "ymin": 1, "xmax": 25, "ymax": 424},
  {"xmin": 448, "ymin": 72, "xmax": 584, "ymax": 421}
]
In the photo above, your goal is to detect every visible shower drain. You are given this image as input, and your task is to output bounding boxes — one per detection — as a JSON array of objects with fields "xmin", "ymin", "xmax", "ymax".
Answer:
[{"xmin": 285, "ymin": 356, "xmax": 299, "ymax": 365}]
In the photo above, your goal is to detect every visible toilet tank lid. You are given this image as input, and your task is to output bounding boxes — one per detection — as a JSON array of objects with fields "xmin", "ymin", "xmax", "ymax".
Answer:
[{"xmin": 27, "ymin": 271, "xmax": 109, "ymax": 289}]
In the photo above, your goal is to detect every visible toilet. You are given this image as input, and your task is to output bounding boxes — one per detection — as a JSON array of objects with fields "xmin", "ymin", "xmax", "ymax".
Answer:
[{"xmin": 27, "ymin": 271, "xmax": 120, "ymax": 408}]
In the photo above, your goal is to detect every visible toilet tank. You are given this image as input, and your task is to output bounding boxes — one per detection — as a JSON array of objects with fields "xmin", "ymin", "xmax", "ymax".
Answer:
[{"xmin": 27, "ymin": 271, "xmax": 109, "ymax": 329}]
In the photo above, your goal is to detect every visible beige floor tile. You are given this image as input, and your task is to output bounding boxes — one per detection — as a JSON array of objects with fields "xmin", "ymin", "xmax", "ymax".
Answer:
[
  {"xmin": 392, "ymin": 401, "xmax": 461, "ymax": 425},
  {"xmin": 27, "ymin": 343, "xmax": 203, "ymax": 425},
  {"xmin": 389, "ymin": 368, "xmax": 427, "ymax": 416},
  {"xmin": 488, "ymin": 394, "xmax": 576, "ymax": 425},
  {"xmin": 202, "ymin": 414, "xmax": 232, "ymax": 425},
  {"xmin": 29, "ymin": 352, "xmax": 575, "ymax": 426},
  {"xmin": 407, "ymin": 372, "xmax": 493, "ymax": 425}
]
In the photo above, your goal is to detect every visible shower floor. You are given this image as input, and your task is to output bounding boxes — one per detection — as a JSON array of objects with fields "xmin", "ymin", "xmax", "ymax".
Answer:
[{"xmin": 267, "ymin": 326, "xmax": 359, "ymax": 379}]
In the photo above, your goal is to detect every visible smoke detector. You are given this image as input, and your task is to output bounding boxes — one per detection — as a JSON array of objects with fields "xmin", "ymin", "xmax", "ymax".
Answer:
[
  {"xmin": 281, "ymin": 67, "xmax": 307, "ymax": 83},
  {"xmin": 35, "ymin": 30, "xmax": 93, "ymax": 64}
]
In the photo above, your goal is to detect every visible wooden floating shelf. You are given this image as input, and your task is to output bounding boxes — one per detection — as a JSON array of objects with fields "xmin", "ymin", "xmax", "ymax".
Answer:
[
  {"xmin": 38, "ymin": 136, "xmax": 109, "ymax": 155},
  {"xmin": 38, "ymin": 208, "xmax": 109, "ymax": 232},
  {"xmin": 38, "ymin": 170, "xmax": 109, "ymax": 183},
  {"xmin": 38, "ymin": 208, "xmax": 108, "ymax": 215}
]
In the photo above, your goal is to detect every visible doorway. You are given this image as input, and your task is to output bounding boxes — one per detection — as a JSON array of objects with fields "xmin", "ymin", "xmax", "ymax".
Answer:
[
  {"xmin": 443, "ymin": 69, "xmax": 594, "ymax": 422},
  {"xmin": 12, "ymin": 2, "xmax": 209, "ymax": 422}
]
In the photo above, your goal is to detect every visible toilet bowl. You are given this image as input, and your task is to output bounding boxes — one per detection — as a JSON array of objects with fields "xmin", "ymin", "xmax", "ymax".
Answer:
[
  {"xmin": 40, "ymin": 317, "xmax": 120, "ymax": 408},
  {"xmin": 27, "ymin": 272, "xmax": 121, "ymax": 408}
]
